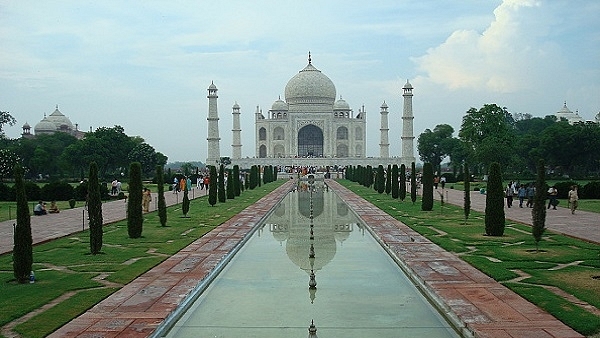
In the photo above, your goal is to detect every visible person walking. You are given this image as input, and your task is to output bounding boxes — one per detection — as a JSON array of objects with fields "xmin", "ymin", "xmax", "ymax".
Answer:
[
  {"xmin": 142, "ymin": 188, "xmax": 152, "ymax": 212},
  {"xmin": 568, "ymin": 185, "xmax": 579, "ymax": 214},
  {"xmin": 517, "ymin": 185, "xmax": 527, "ymax": 208},
  {"xmin": 547, "ymin": 185, "xmax": 558, "ymax": 210},
  {"xmin": 505, "ymin": 184, "xmax": 513, "ymax": 208},
  {"xmin": 526, "ymin": 183, "xmax": 535, "ymax": 208}
]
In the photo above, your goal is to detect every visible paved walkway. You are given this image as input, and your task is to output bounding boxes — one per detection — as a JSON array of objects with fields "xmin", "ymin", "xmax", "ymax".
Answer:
[
  {"xmin": 2, "ymin": 181, "xmax": 598, "ymax": 338},
  {"xmin": 434, "ymin": 187, "xmax": 599, "ymax": 244},
  {"xmin": 0, "ymin": 188, "xmax": 209, "ymax": 255}
]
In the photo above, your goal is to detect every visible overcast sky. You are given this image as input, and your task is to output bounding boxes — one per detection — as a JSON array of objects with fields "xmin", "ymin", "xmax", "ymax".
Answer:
[{"xmin": 1, "ymin": 0, "xmax": 599, "ymax": 162}]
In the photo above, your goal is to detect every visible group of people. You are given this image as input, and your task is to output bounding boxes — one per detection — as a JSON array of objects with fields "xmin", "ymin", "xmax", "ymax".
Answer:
[
  {"xmin": 503, "ymin": 182, "xmax": 579, "ymax": 215},
  {"xmin": 33, "ymin": 200, "xmax": 59, "ymax": 215}
]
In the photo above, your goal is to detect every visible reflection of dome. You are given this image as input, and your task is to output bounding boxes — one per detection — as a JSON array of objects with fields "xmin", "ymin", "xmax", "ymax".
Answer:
[
  {"xmin": 46, "ymin": 105, "xmax": 74, "ymax": 130},
  {"xmin": 285, "ymin": 229, "xmax": 336, "ymax": 272},
  {"xmin": 284, "ymin": 57, "xmax": 336, "ymax": 106},
  {"xmin": 34, "ymin": 116, "xmax": 57, "ymax": 134}
]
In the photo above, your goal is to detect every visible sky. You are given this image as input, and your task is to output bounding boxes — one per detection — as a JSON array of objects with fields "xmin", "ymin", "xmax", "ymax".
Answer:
[{"xmin": 1, "ymin": 0, "xmax": 599, "ymax": 162}]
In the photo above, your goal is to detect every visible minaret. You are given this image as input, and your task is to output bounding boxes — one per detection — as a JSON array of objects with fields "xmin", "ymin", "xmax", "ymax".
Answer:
[
  {"xmin": 379, "ymin": 101, "xmax": 389, "ymax": 158},
  {"xmin": 231, "ymin": 102, "xmax": 242, "ymax": 159},
  {"xmin": 206, "ymin": 81, "xmax": 221, "ymax": 166},
  {"xmin": 401, "ymin": 80, "xmax": 415, "ymax": 165}
]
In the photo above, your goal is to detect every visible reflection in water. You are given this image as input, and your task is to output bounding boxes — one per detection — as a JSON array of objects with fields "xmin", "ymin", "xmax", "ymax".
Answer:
[{"xmin": 164, "ymin": 181, "xmax": 459, "ymax": 338}]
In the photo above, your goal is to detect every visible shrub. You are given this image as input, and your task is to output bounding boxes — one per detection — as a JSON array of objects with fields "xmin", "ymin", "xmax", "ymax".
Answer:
[
  {"xmin": 24, "ymin": 181, "xmax": 41, "ymax": 202},
  {"xmin": 484, "ymin": 162, "xmax": 505, "ymax": 236},
  {"xmin": 0, "ymin": 182, "xmax": 14, "ymax": 201},
  {"xmin": 13, "ymin": 165, "xmax": 32, "ymax": 283},
  {"xmin": 41, "ymin": 181, "xmax": 74, "ymax": 201},
  {"xmin": 127, "ymin": 162, "xmax": 143, "ymax": 238},
  {"xmin": 554, "ymin": 181, "xmax": 577, "ymax": 199},
  {"xmin": 421, "ymin": 163, "xmax": 434, "ymax": 211},
  {"xmin": 581, "ymin": 181, "xmax": 600, "ymax": 199},
  {"xmin": 74, "ymin": 182, "xmax": 88, "ymax": 201}
]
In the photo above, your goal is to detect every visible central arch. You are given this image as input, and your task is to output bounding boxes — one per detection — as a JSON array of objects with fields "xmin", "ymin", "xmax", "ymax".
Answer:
[{"xmin": 297, "ymin": 124, "xmax": 323, "ymax": 157}]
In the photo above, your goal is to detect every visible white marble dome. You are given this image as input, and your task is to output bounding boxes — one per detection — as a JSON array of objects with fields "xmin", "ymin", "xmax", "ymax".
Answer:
[
  {"xmin": 271, "ymin": 97, "xmax": 288, "ymax": 111},
  {"xmin": 284, "ymin": 61, "xmax": 336, "ymax": 106},
  {"xmin": 333, "ymin": 97, "xmax": 350, "ymax": 111},
  {"xmin": 34, "ymin": 117, "xmax": 57, "ymax": 134},
  {"xmin": 46, "ymin": 106, "xmax": 74, "ymax": 130}
]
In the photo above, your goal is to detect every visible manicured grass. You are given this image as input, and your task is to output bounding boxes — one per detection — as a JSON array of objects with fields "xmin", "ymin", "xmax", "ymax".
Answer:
[
  {"xmin": 0, "ymin": 181, "xmax": 284, "ymax": 338},
  {"xmin": 339, "ymin": 180, "xmax": 600, "ymax": 337}
]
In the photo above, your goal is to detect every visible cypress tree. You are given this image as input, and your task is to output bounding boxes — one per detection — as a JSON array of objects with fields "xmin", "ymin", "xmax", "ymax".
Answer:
[
  {"xmin": 464, "ymin": 163, "xmax": 471, "ymax": 224},
  {"xmin": 421, "ymin": 162, "xmax": 434, "ymax": 211},
  {"xmin": 484, "ymin": 162, "xmax": 505, "ymax": 236},
  {"xmin": 208, "ymin": 165, "xmax": 217, "ymax": 206},
  {"xmin": 127, "ymin": 162, "xmax": 143, "ymax": 238},
  {"xmin": 233, "ymin": 165, "xmax": 241, "ymax": 196},
  {"xmin": 13, "ymin": 165, "xmax": 33, "ymax": 283},
  {"xmin": 385, "ymin": 164, "xmax": 392, "ymax": 195},
  {"xmin": 532, "ymin": 159, "xmax": 547, "ymax": 251},
  {"xmin": 273, "ymin": 165, "xmax": 278, "ymax": 181},
  {"xmin": 399, "ymin": 164, "xmax": 406, "ymax": 201},
  {"xmin": 410, "ymin": 162, "xmax": 417, "ymax": 204},
  {"xmin": 391, "ymin": 164, "xmax": 399, "ymax": 199},
  {"xmin": 376, "ymin": 165, "xmax": 385, "ymax": 193},
  {"xmin": 257, "ymin": 165, "xmax": 262, "ymax": 187},
  {"xmin": 156, "ymin": 165, "xmax": 167, "ymax": 226},
  {"xmin": 366, "ymin": 165, "xmax": 373, "ymax": 188},
  {"xmin": 249, "ymin": 166, "xmax": 257, "ymax": 189},
  {"xmin": 226, "ymin": 169, "xmax": 235, "ymax": 199},
  {"xmin": 218, "ymin": 164, "xmax": 226, "ymax": 203},
  {"xmin": 88, "ymin": 162, "xmax": 103, "ymax": 254},
  {"xmin": 182, "ymin": 186, "xmax": 190, "ymax": 217}
]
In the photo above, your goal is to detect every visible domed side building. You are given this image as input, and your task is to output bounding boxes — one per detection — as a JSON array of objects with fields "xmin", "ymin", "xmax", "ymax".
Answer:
[
  {"xmin": 255, "ymin": 55, "xmax": 366, "ymax": 159},
  {"xmin": 22, "ymin": 105, "xmax": 86, "ymax": 139}
]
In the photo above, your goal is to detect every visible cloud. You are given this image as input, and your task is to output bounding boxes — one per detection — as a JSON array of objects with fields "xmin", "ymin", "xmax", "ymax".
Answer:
[{"xmin": 413, "ymin": 0, "xmax": 551, "ymax": 93}]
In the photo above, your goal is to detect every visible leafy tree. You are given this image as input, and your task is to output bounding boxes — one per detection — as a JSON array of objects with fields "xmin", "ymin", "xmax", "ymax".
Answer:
[
  {"xmin": 218, "ymin": 164, "xmax": 226, "ymax": 203},
  {"xmin": 127, "ymin": 162, "xmax": 143, "ymax": 238},
  {"xmin": 156, "ymin": 165, "xmax": 167, "ymax": 226},
  {"xmin": 208, "ymin": 165, "xmax": 217, "ymax": 206},
  {"xmin": 88, "ymin": 162, "xmax": 103, "ymax": 254},
  {"xmin": 421, "ymin": 163, "xmax": 434, "ymax": 211},
  {"xmin": 391, "ymin": 164, "xmax": 399, "ymax": 199},
  {"xmin": 410, "ymin": 162, "xmax": 417, "ymax": 204},
  {"xmin": 0, "ymin": 111, "xmax": 17, "ymax": 138},
  {"xmin": 417, "ymin": 124, "xmax": 455, "ymax": 174},
  {"xmin": 532, "ymin": 159, "xmax": 547, "ymax": 251},
  {"xmin": 463, "ymin": 163, "xmax": 471, "ymax": 224},
  {"xmin": 484, "ymin": 162, "xmax": 505, "ymax": 236},
  {"xmin": 0, "ymin": 149, "xmax": 21, "ymax": 180},
  {"xmin": 127, "ymin": 142, "xmax": 164, "ymax": 177},
  {"xmin": 399, "ymin": 164, "xmax": 406, "ymax": 201},
  {"xmin": 13, "ymin": 165, "xmax": 33, "ymax": 283},
  {"xmin": 459, "ymin": 104, "xmax": 514, "ymax": 172}
]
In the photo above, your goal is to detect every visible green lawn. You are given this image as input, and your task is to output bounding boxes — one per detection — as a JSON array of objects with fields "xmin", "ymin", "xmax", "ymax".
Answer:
[
  {"xmin": 339, "ymin": 180, "xmax": 600, "ymax": 337},
  {"xmin": 0, "ymin": 181, "xmax": 284, "ymax": 338}
]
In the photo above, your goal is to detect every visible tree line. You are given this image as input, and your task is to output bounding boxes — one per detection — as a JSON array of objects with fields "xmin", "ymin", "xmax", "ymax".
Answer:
[{"xmin": 417, "ymin": 104, "xmax": 600, "ymax": 179}]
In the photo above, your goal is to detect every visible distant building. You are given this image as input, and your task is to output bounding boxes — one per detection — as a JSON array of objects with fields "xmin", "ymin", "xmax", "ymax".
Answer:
[
  {"xmin": 22, "ymin": 105, "xmax": 85, "ymax": 139},
  {"xmin": 555, "ymin": 102, "xmax": 584, "ymax": 124}
]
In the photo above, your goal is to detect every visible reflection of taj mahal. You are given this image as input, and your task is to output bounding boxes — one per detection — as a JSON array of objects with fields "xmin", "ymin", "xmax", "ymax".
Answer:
[
  {"xmin": 206, "ymin": 53, "xmax": 416, "ymax": 168},
  {"xmin": 266, "ymin": 182, "xmax": 361, "ymax": 273}
]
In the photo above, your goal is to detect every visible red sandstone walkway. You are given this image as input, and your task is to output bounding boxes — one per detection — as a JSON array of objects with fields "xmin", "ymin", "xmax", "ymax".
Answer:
[
  {"xmin": 0, "ymin": 188, "xmax": 209, "ymax": 255},
  {"xmin": 44, "ymin": 180, "xmax": 583, "ymax": 338}
]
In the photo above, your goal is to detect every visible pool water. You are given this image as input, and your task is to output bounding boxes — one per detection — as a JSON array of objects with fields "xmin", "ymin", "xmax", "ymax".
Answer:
[{"xmin": 162, "ymin": 182, "xmax": 460, "ymax": 337}]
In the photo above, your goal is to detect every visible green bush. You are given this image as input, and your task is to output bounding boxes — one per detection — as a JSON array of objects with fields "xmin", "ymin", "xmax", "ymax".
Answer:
[
  {"xmin": 484, "ymin": 162, "xmax": 505, "ymax": 236},
  {"xmin": 74, "ymin": 182, "xmax": 88, "ymax": 201},
  {"xmin": 40, "ymin": 181, "xmax": 74, "ymax": 201},
  {"xmin": 581, "ymin": 181, "xmax": 600, "ymax": 199},
  {"xmin": 68, "ymin": 199, "xmax": 76, "ymax": 208},
  {"xmin": 554, "ymin": 181, "xmax": 577, "ymax": 199},
  {"xmin": 0, "ymin": 182, "xmax": 14, "ymax": 201},
  {"xmin": 421, "ymin": 163, "xmax": 434, "ymax": 211},
  {"xmin": 24, "ymin": 181, "xmax": 41, "ymax": 202}
]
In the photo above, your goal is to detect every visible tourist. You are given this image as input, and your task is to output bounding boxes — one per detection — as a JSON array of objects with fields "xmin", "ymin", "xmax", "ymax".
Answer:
[
  {"xmin": 142, "ymin": 188, "xmax": 152, "ymax": 212},
  {"xmin": 111, "ymin": 179, "xmax": 118, "ymax": 195},
  {"xmin": 433, "ymin": 176, "xmax": 439, "ymax": 189},
  {"xmin": 34, "ymin": 201, "xmax": 47, "ymax": 215},
  {"xmin": 517, "ymin": 185, "xmax": 527, "ymax": 208},
  {"xmin": 48, "ymin": 201, "xmax": 60, "ymax": 213},
  {"xmin": 440, "ymin": 176, "xmax": 446, "ymax": 189},
  {"xmin": 526, "ymin": 183, "xmax": 535, "ymax": 208},
  {"xmin": 547, "ymin": 185, "xmax": 558, "ymax": 210},
  {"xmin": 568, "ymin": 185, "xmax": 579, "ymax": 214},
  {"xmin": 505, "ymin": 184, "xmax": 513, "ymax": 208}
]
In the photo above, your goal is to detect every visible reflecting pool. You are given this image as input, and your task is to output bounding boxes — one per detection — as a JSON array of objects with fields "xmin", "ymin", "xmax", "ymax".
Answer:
[{"xmin": 162, "ymin": 181, "xmax": 460, "ymax": 337}]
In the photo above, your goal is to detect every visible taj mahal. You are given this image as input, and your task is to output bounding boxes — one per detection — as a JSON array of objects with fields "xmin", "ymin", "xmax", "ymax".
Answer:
[{"xmin": 206, "ymin": 53, "xmax": 416, "ymax": 169}]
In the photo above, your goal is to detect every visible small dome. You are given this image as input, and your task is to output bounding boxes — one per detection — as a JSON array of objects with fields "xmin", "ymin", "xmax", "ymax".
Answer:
[
  {"xmin": 333, "ymin": 97, "xmax": 350, "ymax": 111},
  {"xmin": 46, "ymin": 106, "xmax": 74, "ymax": 130},
  {"xmin": 34, "ymin": 117, "xmax": 57, "ymax": 134},
  {"xmin": 208, "ymin": 81, "xmax": 217, "ymax": 90},
  {"xmin": 380, "ymin": 101, "xmax": 388, "ymax": 109},
  {"xmin": 271, "ymin": 97, "xmax": 288, "ymax": 111},
  {"xmin": 232, "ymin": 102, "xmax": 240, "ymax": 109},
  {"xmin": 22, "ymin": 122, "xmax": 31, "ymax": 129},
  {"xmin": 284, "ymin": 60, "xmax": 336, "ymax": 106},
  {"xmin": 403, "ymin": 80, "xmax": 413, "ymax": 89}
]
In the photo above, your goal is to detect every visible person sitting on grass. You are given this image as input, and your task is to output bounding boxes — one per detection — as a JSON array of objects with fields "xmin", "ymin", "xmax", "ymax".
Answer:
[
  {"xmin": 48, "ymin": 201, "xmax": 60, "ymax": 213},
  {"xmin": 34, "ymin": 201, "xmax": 47, "ymax": 215}
]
